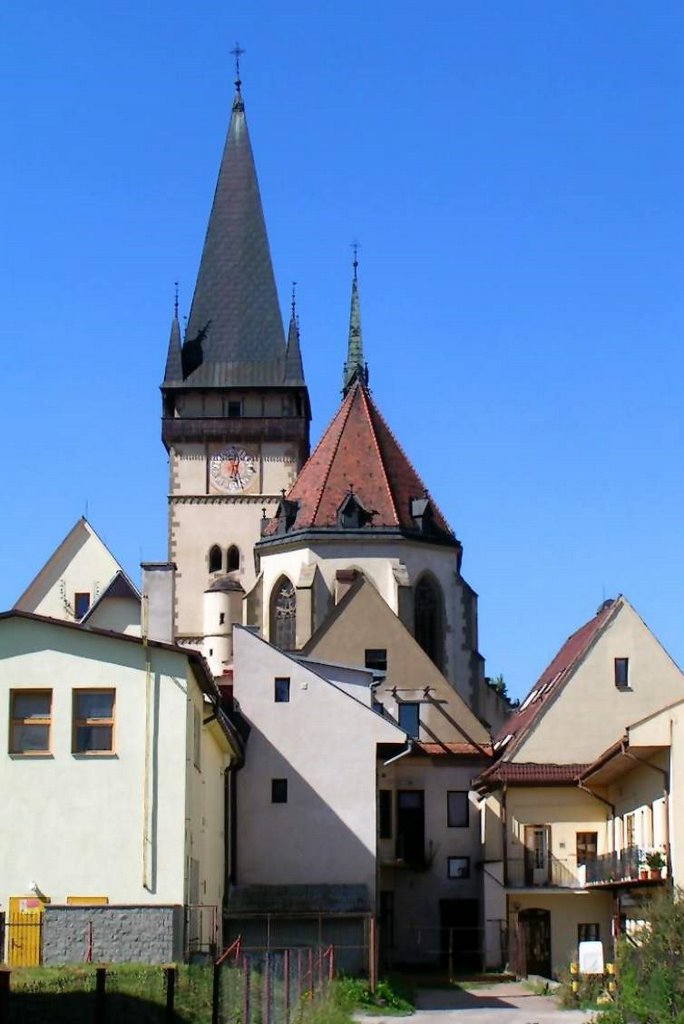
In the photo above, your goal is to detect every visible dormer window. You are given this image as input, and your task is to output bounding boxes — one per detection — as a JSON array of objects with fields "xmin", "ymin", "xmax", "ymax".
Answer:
[
  {"xmin": 273, "ymin": 498, "xmax": 299, "ymax": 535},
  {"xmin": 337, "ymin": 492, "xmax": 373, "ymax": 529}
]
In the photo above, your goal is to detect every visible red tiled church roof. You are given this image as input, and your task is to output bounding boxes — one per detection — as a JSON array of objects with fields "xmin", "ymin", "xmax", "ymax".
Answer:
[
  {"xmin": 492, "ymin": 598, "xmax": 621, "ymax": 751},
  {"xmin": 265, "ymin": 381, "xmax": 455, "ymax": 538}
]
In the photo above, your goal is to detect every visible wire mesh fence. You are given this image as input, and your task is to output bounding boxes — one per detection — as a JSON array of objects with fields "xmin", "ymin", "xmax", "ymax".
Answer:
[{"xmin": 214, "ymin": 940, "xmax": 335, "ymax": 1024}]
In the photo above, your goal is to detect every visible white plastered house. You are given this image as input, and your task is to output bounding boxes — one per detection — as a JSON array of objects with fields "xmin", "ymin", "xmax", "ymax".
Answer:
[{"xmin": 0, "ymin": 610, "xmax": 242, "ymax": 965}]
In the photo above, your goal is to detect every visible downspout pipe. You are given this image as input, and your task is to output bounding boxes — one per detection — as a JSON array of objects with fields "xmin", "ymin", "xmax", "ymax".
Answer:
[{"xmin": 383, "ymin": 739, "xmax": 413, "ymax": 767}]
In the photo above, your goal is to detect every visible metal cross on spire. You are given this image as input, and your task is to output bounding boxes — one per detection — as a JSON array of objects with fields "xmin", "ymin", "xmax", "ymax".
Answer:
[
  {"xmin": 231, "ymin": 43, "xmax": 245, "ymax": 93},
  {"xmin": 351, "ymin": 241, "xmax": 360, "ymax": 281},
  {"xmin": 291, "ymin": 280, "xmax": 297, "ymax": 318}
]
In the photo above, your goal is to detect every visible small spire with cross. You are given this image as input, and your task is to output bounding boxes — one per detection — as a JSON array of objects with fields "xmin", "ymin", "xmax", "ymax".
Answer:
[
  {"xmin": 351, "ymin": 241, "xmax": 360, "ymax": 281},
  {"xmin": 291, "ymin": 280, "xmax": 297, "ymax": 318},
  {"xmin": 231, "ymin": 43, "xmax": 245, "ymax": 94},
  {"xmin": 174, "ymin": 281, "xmax": 179, "ymax": 320}
]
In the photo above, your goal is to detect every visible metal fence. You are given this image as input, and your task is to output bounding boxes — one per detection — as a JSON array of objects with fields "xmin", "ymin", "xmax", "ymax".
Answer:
[{"xmin": 213, "ymin": 938, "xmax": 335, "ymax": 1024}]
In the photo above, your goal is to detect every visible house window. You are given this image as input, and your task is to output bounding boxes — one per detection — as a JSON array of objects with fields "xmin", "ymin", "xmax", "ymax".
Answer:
[
  {"xmin": 274, "ymin": 677, "xmax": 291, "ymax": 703},
  {"xmin": 365, "ymin": 649, "xmax": 388, "ymax": 673},
  {"xmin": 227, "ymin": 545, "xmax": 240, "ymax": 571},
  {"xmin": 72, "ymin": 690, "xmax": 115, "ymax": 754},
  {"xmin": 576, "ymin": 832, "xmax": 598, "ymax": 866},
  {"xmin": 227, "ymin": 400, "xmax": 242, "ymax": 418},
  {"xmin": 209, "ymin": 545, "xmax": 222, "ymax": 573},
  {"xmin": 193, "ymin": 706, "xmax": 201, "ymax": 770},
  {"xmin": 9, "ymin": 690, "xmax": 52, "ymax": 754},
  {"xmin": 74, "ymin": 592, "xmax": 90, "ymax": 619},
  {"xmin": 379, "ymin": 790, "xmax": 392, "ymax": 839},
  {"xmin": 447, "ymin": 791, "xmax": 470, "ymax": 828},
  {"xmin": 219, "ymin": 613, "xmax": 225, "ymax": 625},
  {"xmin": 398, "ymin": 702, "xmax": 420, "ymax": 738},
  {"xmin": 270, "ymin": 577, "xmax": 296, "ymax": 651},
  {"xmin": 448, "ymin": 856, "xmax": 471, "ymax": 879},
  {"xmin": 414, "ymin": 576, "xmax": 444, "ymax": 669},
  {"xmin": 578, "ymin": 923, "xmax": 600, "ymax": 943},
  {"xmin": 271, "ymin": 779, "xmax": 288, "ymax": 804},
  {"xmin": 615, "ymin": 658, "xmax": 629, "ymax": 689}
]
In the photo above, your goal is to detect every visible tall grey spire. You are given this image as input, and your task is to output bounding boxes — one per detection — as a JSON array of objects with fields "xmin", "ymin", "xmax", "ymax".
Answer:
[
  {"xmin": 342, "ymin": 249, "xmax": 369, "ymax": 395},
  {"xmin": 284, "ymin": 283, "xmax": 305, "ymax": 384},
  {"xmin": 163, "ymin": 284, "xmax": 183, "ymax": 382},
  {"xmin": 176, "ymin": 75, "xmax": 288, "ymax": 386}
]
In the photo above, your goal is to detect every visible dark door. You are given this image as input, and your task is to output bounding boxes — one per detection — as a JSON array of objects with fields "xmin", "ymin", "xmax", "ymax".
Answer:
[
  {"xmin": 519, "ymin": 908, "xmax": 551, "ymax": 978},
  {"xmin": 439, "ymin": 899, "xmax": 481, "ymax": 974},
  {"xmin": 396, "ymin": 790, "xmax": 424, "ymax": 865}
]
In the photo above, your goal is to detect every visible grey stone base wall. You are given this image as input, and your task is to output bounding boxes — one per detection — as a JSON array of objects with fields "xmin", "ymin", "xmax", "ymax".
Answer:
[{"xmin": 43, "ymin": 905, "xmax": 184, "ymax": 964}]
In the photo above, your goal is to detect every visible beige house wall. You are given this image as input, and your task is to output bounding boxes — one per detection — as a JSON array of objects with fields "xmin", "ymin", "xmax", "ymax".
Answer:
[
  {"xmin": 513, "ymin": 602, "xmax": 684, "ymax": 764},
  {"xmin": 379, "ymin": 756, "xmax": 487, "ymax": 964},
  {"xmin": 231, "ymin": 626, "xmax": 405, "ymax": 899},
  {"xmin": 510, "ymin": 891, "xmax": 613, "ymax": 973}
]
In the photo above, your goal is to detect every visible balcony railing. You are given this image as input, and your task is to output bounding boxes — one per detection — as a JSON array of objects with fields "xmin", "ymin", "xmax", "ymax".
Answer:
[
  {"xmin": 506, "ymin": 854, "xmax": 583, "ymax": 889},
  {"xmin": 505, "ymin": 846, "xmax": 667, "ymax": 889}
]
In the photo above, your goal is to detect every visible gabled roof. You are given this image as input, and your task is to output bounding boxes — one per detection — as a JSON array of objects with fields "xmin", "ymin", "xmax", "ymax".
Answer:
[
  {"xmin": 262, "ymin": 381, "xmax": 455, "ymax": 540},
  {"xmin": 492, "ymin": 597, "xmax": 621, "ymax": 756},
  {"xmin": 80, "ymin": 569, "xmax": 140, "ymax": 624},
  {"xmin": 167, "ymin": 87, "xmax": 292, "ymax": 389}
]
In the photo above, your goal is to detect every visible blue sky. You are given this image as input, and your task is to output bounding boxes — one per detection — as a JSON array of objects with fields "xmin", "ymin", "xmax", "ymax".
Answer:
[{"xmin": 2, "ymin": 1, "xmax": 683, "ymax": 699}]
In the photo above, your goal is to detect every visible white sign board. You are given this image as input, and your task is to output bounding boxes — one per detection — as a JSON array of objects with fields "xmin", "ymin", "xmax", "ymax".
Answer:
[{"xmin": 579, "ymin": 940, "xmax": 604, "ymax": 975}]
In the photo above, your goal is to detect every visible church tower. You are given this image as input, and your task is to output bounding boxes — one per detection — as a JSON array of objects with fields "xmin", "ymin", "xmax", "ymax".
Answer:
[{"xmin": 161, "ymin": 68, "xmax": 310, "ymax": 645}]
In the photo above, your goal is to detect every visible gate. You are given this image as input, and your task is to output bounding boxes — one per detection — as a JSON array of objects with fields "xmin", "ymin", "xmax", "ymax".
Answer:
[{"xmin": 7, "ymin": 897, "xmax": 44, "ymax": 966}]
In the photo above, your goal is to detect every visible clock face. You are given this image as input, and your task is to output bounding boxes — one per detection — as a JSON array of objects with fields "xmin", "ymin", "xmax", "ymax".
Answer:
[{"xmin": 210, "ymin": 446, "xmax": 258, "ymax": 493}]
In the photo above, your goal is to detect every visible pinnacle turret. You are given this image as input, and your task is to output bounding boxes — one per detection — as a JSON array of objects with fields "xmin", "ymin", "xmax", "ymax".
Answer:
[{"xmin": 342, "ymin": 250, "xmax": 369, "ymax": 395}]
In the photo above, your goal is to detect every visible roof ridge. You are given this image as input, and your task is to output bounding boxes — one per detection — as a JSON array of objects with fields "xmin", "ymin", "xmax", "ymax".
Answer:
[
  {"xmin": 358, "ymin": 386, "xmax": 399, "ymax": 524},
  {"xmin": 308, "ymin": 385, "xmax": 357, "ymax": 524}
]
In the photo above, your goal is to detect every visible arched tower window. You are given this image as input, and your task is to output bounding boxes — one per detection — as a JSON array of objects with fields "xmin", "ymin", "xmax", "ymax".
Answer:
[
  {"xmin": 270, "ymin": 576, "xmax": 297, "ymax": 651},
  {"xmin": 414, "ymin": 575, "xmax": 444, "ymax": 669},
  {"xmin": 227, "ymin": 545, "xmax": 240, "ymax": 571},
  {"xmin": 208, "ymin": 545, "xmax": 222, "ymax": 573}
]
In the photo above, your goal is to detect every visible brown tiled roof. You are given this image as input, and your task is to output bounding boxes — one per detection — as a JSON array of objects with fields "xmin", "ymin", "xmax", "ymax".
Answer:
[
  {"xmin": 416, "ymin": 742, "xmax": 493, "ymax": 758},
  {"xmin": 476, "ymin": 762, "xmax": 590, "ymax": 787},
  {"xmin": 264, "ymin": 382, "xmax": 454, "ymax": 537},
  {"xmin": 493, "ymin": 598, "xmax": 621, "ymax": 752}
]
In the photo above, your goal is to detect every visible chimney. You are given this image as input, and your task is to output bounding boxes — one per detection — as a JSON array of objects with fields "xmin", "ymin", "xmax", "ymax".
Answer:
[{"xmin": 141, "ymin": 562, "xmax": 176, "ymax": 644}]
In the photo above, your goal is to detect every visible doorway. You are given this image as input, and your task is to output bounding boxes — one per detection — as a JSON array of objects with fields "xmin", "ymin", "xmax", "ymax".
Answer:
[
  {"xmin": 524, "ymin": 825, "xmax": 551, "ymax": 886},
  {"xmin": 518, "ymin": 907, "xmax": 551, "ymax": 978},
  {"xmin": 439, "ymin": 898, "xmax": 481, "ymax": 973},
  {"xmin": 396, "ymin": 791, "xmax": 424, "ymax": 865}
]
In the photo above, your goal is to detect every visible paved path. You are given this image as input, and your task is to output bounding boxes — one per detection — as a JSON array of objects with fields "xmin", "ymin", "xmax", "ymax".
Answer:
[{"xmin": 357, "ymin": 982, "xmax": 595, "ymax": 1024}]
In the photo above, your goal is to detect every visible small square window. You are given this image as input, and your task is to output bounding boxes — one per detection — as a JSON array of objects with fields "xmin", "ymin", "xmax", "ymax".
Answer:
[
  {"xmin": 615, "ymin": 658, "xmax": 629, "ymax": 689},
  {"xmin": 227, "ymin": 400, "xmax": 242, "ymax": 418},
  {"xmin": 447, "ymin": 856, "xmax": 470, "ymax": 879},
  {"xmin": 447, "ymin": 791, "xmax": 469, "ymax": 827},
  {"xmin": 398, "ymin": 702, "xmax": 420, "ymax": 738},
  {"xmin": 72, "ymin": 689, "xmax": 115, "ymax": 754},
  {"xmin": 274, "ymin": 677, "xmax": 290, "ymax": 703},
  {"xmin": 74, "ymin": 592, "xmax": 90, "ymax": 619},
  {"xmin": 9, "ymin": 690, "xmax": 52, "ymax": 754},
  {"xmin": 271, "ymin": 779, "xmax": 288, "ymax": 803},
  {"xmin": 365, "ymin": 649, "xmax": 388, "ymax": 673}
]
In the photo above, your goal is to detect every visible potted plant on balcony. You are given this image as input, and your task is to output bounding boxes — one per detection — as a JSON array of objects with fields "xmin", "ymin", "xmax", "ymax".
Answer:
[
  {"xmin": 639, "ymin": 853, "xmax": 648, "ymax": 881},
  {"xmin": 645, "ymin": 850, "xmax": 665, "ymax": 879}
]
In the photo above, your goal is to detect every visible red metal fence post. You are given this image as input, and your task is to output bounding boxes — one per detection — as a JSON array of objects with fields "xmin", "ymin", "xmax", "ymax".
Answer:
[
  {"xmin": 308, "ymin": 947, "xmax": 313, "ymax": 996},
  {"xmin": 283, "ymin": 948, "xmax": 290, "ymax": 1023}
]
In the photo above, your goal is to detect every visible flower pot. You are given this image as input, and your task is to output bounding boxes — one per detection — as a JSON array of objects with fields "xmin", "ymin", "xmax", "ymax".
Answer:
[
  {"xmin": 639, "ymin": 869, "xmax": 648, "ymax": 880},
  {"xmin": 650, "ymin": 868, "xmax": 662, "ymax": 880}
]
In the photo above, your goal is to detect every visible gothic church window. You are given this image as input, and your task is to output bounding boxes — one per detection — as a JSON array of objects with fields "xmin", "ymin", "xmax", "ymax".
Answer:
[
  {"xmin": 414, "ymin": 575, "xmax": 444, "ymax": 669},
  {"xmin": 227, "ymin": 545, "xmax": 240, "ymax": 571},
  {"xmin": 209, "ymin": 545, "xmax": 222, "ymax": 573},
  {"xmin": 270, "ymin": 576, "xmax": 296, "ymax": 651}
]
